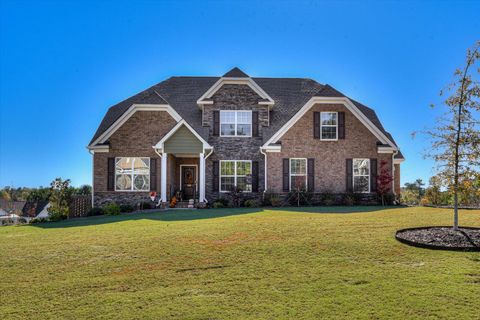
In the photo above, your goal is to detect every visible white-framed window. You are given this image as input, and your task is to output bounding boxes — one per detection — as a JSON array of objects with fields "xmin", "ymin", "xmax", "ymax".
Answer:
[
  {"xmin": 220, "ymin": 110, "xmax": 252, "ymax": 137},
  {"xmin": 290, "ymin": 158, "xmax": 307, "ymax": 191},
  {"xmin": 115, "ymin": 157, "xmax": 150, "ymax": 191},
  {"xmin": 353, "ymin": 158, "xmax": 370, "ymax": 193},
  {"xmin": 320, "ymin": 112, "xmax": 338, "ymax": 140},
  {"xmin": 220, "ymin": 160, "xmax": 252, "ymax": 192}
]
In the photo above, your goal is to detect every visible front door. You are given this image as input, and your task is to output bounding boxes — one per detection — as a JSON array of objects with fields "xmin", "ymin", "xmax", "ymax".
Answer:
[{"xmin": 181, "ymin": 166, "xmax": 197, "ymax": 200}]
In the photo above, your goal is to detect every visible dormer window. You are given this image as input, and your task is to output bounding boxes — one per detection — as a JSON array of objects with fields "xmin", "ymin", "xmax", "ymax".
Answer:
[
  {"xmin": 320, "ymin": 112, "xmax": 338, "ymax": 140},
  {"xmin": 220, "ymin": 111, "xmax": 252, "ymax": 137}
]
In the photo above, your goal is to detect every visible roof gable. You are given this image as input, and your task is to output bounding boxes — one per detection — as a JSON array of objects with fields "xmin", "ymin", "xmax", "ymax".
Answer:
[{"xmin": 223, "ymin": 67, "xmax": 249, "ymax": 78}]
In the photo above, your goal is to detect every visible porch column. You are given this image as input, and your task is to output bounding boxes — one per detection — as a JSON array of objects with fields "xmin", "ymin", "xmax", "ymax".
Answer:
[
  {"xmin": 161, "ymin": 153, "xmax": 168, "ymax": 202},
  {"xmin": 199, "ymin": 152, "xmax": 206, "ymax": 202}
]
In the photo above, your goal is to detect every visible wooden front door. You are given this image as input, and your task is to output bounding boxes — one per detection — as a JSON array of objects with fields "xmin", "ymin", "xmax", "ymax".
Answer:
[{"xmin": 181, "ymin": 166, "xmax": 197, "ymax": 199}]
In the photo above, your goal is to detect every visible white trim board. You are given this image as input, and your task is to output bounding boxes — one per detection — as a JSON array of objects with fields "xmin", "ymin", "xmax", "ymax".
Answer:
[
  {"xmin": 88, "ymin": 104, "xmax": 182, "ymax": 148},
  {"xmin": 196, "ymin": 77, "xmax": 274, "ymax": 107},
  {"xmin": 262, "ymin": 97, "xmax": 398, "ymax": 150}
]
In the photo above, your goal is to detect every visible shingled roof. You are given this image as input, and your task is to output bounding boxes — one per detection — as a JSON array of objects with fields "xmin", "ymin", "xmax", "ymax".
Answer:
[
  {"xmin": 89, "ymin": 70, "xmax": 402, "ymax": 158},
  {"xmin": 223, "ymin": 67, "xmax": 249, "ymax": 78}
]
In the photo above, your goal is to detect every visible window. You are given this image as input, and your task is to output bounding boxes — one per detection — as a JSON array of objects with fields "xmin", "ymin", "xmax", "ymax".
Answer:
[
  {"xmin": 220, "ymin": 111, "xmax": 252, "ymax": 137},
  {"xmin": 220, "ymin": 160, "xmax": 252, "ymax": 192},
  {"xmin": 320, "ymin": 112, "xmax": 338, "ymax": 140},
  {"xmin": 353, "ymin": 158, "xmax": 370, "ymax": 193},
  {"xmin": 290, "ymin": 158, "xmax": 307, "ymax": 190},
  {"xmin": 115, "ymin": 157, "xmax": 150, "ymax": 191}
]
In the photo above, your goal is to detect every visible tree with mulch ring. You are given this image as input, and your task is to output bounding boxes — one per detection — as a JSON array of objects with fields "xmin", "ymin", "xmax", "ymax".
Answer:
[
  {"xmin": 396, "ymin": 226, "xmax": 480, "ymax": 251},
  {"xmin": 404, "ymin": 41, "xmax": 480, "ymax": 251}
]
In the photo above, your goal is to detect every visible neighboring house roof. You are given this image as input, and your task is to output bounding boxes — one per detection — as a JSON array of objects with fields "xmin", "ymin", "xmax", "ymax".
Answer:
[
  {"xmin": 90, "ymin": 68, "xmax": 403, "ymax": 158},
  {"xmin": 0, "ymin": 200, "xmax": 26, "ymax": 215},
  {"xmin": 22, "ymin": 201, "xmax": 49, "ymax": 218}
]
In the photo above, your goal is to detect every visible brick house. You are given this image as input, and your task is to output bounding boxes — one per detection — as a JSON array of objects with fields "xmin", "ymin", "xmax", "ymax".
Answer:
[{"xmin": 88, "ymin": 67, "xmax": 404, "ymax": 206}]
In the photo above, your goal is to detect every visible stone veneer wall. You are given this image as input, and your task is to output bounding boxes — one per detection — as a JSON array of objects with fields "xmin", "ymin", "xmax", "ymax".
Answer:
[
  {"xmin": 93, "ymin": 111, "xmax": 177, "ymax": 206},
  {"xmin": 203, "ymin": 84, "xmax": 267, "ymax": 202},
  {"xmin": 267, "ymin": 103, "xmax": 393, "ymax": 195}
]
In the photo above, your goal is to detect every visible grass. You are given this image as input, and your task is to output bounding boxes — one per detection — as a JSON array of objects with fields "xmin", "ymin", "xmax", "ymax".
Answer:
[{"xmin": 0, "ymin": 206, "xmax": 479, "ymax": 319}]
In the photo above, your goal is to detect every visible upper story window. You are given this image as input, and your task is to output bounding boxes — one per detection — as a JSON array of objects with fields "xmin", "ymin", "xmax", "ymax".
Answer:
[
  {"xmin": 290, "ymin": 158, "xmax": 307, "ymax": 190},
  {"xmin": 115, "ymin": 157, "xmax": 150, "ymax": 191},
  {"xmin": 220, "ymin": 160, "xmax": 252, "ymax": 192},
  {"xmin": 321, "ymin": 112, "xmax": 338, "ymax": 140},
  {"xmin": 220, "ymin": 111, "xmax": 252, "ymax": 137},
  {"xmin": 353, "ymin": 158, "xmax": 370, "ymax": 193}
]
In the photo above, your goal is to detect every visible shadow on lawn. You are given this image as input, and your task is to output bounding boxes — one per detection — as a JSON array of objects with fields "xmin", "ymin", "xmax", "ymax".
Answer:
[
  {"xmin": 29, "ymin": 206, "xmax": 404, "ymax": 229},
  {"xmin": 30, "ymin": 207, "xmax": 264, "ymax": 229}
]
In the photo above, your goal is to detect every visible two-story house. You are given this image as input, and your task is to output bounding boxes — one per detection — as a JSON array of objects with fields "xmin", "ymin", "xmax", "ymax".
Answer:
[{"xmin": 88, "ymin": 67, "xmax": 404, "ymax": 206}]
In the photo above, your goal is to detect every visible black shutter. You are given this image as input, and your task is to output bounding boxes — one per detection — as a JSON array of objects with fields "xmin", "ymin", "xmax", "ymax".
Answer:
[
  {"xmin": 314, "ymin": 112, "xmax": 320, "ymax": 139},
  {"xmin": 213, "ymin": 111, "xmax": 220, "ymax": 136},
  {"xmin": 107, "ymin": 158, "xmax": 115, "ymax": 191},
  {"xmin": 346, "ymin": 158, "xmax": 353, "ymax": 192},
  {"xmin": 252, "ymin": 161, "xmax": 259, "ymax": 192},
  {"xmin": 252, "ymin": 111, "xmax": 259, "ymax": 137},
  {"xmin": 307, "ymin": 158, "xmax": 315, "ymax": 192},
  {"xmin": 370, "ymin": 158, "xmax": 378, "ymax": 193},
  {"xmin": 283, "ymin": 158, "xmax": 290, "ymax": 192},
  {"xmin": 150, "ymin": 158, "xmax": 157, "ymax": 191},
  {"xmin": 213, "ymin": 161, "xmax": 219, "ymax": 191},
  {"xmin": 338, "ymin": 112, "xmax": 345, "ymax": 139}
]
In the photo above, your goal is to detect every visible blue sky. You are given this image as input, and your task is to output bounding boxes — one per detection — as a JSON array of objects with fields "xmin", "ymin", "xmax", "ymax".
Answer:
[{"xmin": 0, "ymin": 0, "xmax": 479, "ymax": 188}]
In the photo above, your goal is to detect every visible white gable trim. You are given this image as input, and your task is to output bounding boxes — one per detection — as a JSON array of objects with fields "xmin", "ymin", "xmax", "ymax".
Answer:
[
  {"xmin": 88, "ymin": 104, "xmax": 182, "ymax": 148},
  {"xmin": 196, "ymin": 77, "xmax": 274, "ymax": 107},
  {"xmin": 153, "ymin": 119, "xmax": 212, "ymax": 152},
  {"xmin": 262, "ymin": 97, "xmax": 397, "ymax": 150}
]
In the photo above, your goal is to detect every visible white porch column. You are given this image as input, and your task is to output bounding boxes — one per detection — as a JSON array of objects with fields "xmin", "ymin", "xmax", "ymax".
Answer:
[
  {"xmin": 161, "ymin": 153, "xmax": 168, "ymax": 202},
  {"xmin": 199, "ymin": 152, "xmax": 206, "ymax": 202}
]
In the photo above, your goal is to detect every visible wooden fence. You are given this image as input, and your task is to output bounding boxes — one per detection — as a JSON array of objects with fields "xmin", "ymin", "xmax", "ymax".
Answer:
[{"xmin": 69, "ymin": 195, "xmax": 92, "ymax": 218}]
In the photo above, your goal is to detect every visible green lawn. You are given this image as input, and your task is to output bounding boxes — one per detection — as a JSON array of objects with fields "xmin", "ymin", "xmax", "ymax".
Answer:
[{"xmin": 0, "ymin": 207, "xmax": 479, "ymax": 319}]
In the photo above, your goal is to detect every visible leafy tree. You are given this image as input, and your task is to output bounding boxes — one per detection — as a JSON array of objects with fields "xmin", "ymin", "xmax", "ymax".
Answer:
[
  {"xmin": 419, "ymin": 41, "xmax": 480, "ymax": 229},
  {"xmin": 403, "ymin": 179, "xmax": 425, "ymax": 202},
  {"xmin": 47, "ymin": 178, "xmax": 71, "ymax": 221},
  {"xmin": 376, "ymin": 160, "xmax": 394, "ymax": 206},
  {"xmin": 0, "ymin": 190, "xmax": 11, "ymax": 201}
]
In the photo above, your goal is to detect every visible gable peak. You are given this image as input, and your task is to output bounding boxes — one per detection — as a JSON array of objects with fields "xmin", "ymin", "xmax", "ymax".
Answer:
[{"xmin": 222, "ymin": 67, "xmax": 249, "ymax": 78}]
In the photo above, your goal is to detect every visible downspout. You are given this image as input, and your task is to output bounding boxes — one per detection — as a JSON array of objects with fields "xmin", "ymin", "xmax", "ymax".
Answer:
[{"xmin": 88, "ymin": 148, "xmax": 94, "ymax": 207}]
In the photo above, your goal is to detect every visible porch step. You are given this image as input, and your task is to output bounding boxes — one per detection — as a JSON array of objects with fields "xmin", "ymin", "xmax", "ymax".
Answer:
[{"xmin": 175, "ymin": 200, "xmax": 196, "ymax": 208}]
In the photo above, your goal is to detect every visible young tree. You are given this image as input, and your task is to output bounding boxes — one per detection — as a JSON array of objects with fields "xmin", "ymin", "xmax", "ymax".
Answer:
[
  {"xmin": 47, "ymin": 178, "xmax": 71, "ymax": 221},
  {"xmin": 377, "ymin": 160, "xmax": 394, "ymax": 206},
  {"xmin": 420, "ymin": 41, "xmax": 480, "ymax": 230}
]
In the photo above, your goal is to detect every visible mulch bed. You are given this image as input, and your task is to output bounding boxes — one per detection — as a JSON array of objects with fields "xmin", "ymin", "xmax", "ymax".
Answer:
[{"xmin": 396, "ymin": 226, "xmax": 480, "ymax": 251}]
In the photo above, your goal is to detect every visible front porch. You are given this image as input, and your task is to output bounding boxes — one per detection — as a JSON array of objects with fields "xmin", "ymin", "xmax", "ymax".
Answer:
[{"xmin": 154, "ymin": 120, "xmax": 213, "ymax": 204}]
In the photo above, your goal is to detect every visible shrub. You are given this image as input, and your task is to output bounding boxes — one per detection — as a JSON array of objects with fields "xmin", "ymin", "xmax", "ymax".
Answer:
[
  {"xmin": 227, "ymin": 187, "xmax": 243, "ymax": 207},
  {"xmin": 244, "ymin": 199, "xmax": 258, "ymax": 208},
  {"xmin": 119, "ymin": 204, "xmax": 134, "ymax": 213},
  {"xmin": 287, "ymin": 188, "xmax": 313, "ymax": 206},
  {"xmin": 216, "ymin": 198, "xmax": 230, "ymax": 207},
  {"xmin": 270, "ymin": 196, "xmax": 282, "ymax": 207},
  {"xmin": 103, "ymin": 203, "xmax": 121, "ymax": 216},
  {"xmin": 30, "ymin": 217, "xmax": 48, "ymax": 224},
  {"xmin": 321, "ymin": 191, "xmax": 335, "ymax": 206},
  {"xmin": 213, "ymin": 201, "xmax": 224, "ymax": 208},
  {"xmin": 88, "ymin": 207, "xmax": 104, "ymax": 216},
  {"xmin": 139, "ymin": 201, "xmax": 153, "ymax": 210},
  {"xmin": 343, "ymin": 193, "xmax": 355, "ymax": 206}
]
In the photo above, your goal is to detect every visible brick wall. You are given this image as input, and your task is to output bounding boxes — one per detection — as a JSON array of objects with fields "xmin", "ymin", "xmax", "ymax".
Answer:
[
  {"xmin": 394, "ymin": 163, "xmax": 401, "ymax": 196},
  {"xmin": 93, "ymin": 111, "xmax": 177, "ymax": 206},
  {"xmin": 203, "ymin": 84, "xmax": 267, "ymax": 201},
  {"xmin": 267, "ymin": 103, "xmax": 393, "ymax": 193}
]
